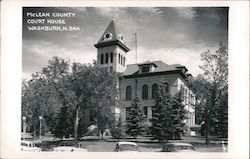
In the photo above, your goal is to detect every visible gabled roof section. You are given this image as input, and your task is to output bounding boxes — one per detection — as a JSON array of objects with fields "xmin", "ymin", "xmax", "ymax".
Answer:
[
  {"xmin": 97, "ymin": 20, "xmax": 120, "ymax": 43},
  {"xmin": 123, "ymin": 64, "xmax": 139, "ymax": 76},
  {"xmin": 138, "ymin": 60, "xmax": 157, "ymax": 67},
  {"xmin": 94, "ymin": 20, "xmax": 130, "ymax": 52},
  {"xmin": 171, "ymin": 64, "xmax": 188, "ymax": 72},
  {"xmin": 123, "ymin": 61, "xmax": 179, "ymax": 76},
  {"xmin": 171, "ymin": 64, "xmax": 184, "ymax": 68}
]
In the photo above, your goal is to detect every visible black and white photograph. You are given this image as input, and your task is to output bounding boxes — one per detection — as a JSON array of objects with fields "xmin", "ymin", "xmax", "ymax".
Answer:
[
  {"xmin": 21, "ymin": 6, "xmax": 228, "ymax": 152},
  {"xmin": 0, "ymin": 1, "xmax": 249, "ymax": 159}
]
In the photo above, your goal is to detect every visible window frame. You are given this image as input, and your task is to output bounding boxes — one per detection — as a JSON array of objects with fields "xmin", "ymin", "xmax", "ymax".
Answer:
[
  {"xmin": 142, "ymin": 66, "xmax": 150, "ymax": 73},
  {"xmin": 100, "ymin": 54, "xmax": 104, "ymax": 64},
  {"xmin": 142, "ymin": 84, "xmax": 149, "ymax": 99},
  {"xmin": 110, "ymin": 52, "xmax": 113, "ymax": 63},
  {"xmin": 152, "ymin": 83, "xmax": 158, "ymax": 99},
  {"xmin": 126, "ymin": 86, "xmax": 132, "ymax": 100},
  {"xmin": 105, "ymin": 53, "xmax": 109, "ymax": 64}
]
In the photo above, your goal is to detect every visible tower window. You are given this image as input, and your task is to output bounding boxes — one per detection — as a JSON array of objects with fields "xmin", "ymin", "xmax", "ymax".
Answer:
[
  {"xmin": 126, "ymin": 86, "xmax": 132, "ymax": 100},
  {"xmin": 121, "ymin": 55, "xmax": 123, "ymax": 66},
  {"xmin": 142, "ymin": 84, "xmax": 148, "ymax": 99},
  {"xmin": 118, "ymin": 54, "xmax": 121, "ymax": 64},
  {"xmin": 152, "ymin": 83, "xmax": 158, "ymax": 99},
  {"xmin": 124, "ymin": 57, "xmax": 126, "ymax": 66},
  {"xmin": 110, "ymin": 52, "xmax": 113, "ymax": 63},
  {"xmin": 122, "ymin": 56, "xmax": 124, "ymax": 66},
  {"xmin": 105, "ymin": 53, "xmax": 109, "ymax": 64},
  {"xmin": 101, "ymin": 54, "xmax": 104, "ymax": 64}
]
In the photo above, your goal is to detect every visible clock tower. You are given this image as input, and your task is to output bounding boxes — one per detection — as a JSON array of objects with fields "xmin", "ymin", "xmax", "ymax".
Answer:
[{"xmin": 94, "ymin": 20, "xmax": 130, "ymax": 72}]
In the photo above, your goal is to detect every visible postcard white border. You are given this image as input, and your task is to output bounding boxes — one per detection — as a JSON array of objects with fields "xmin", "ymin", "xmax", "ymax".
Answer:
[{"xmin": 1, "ymin": 1, "xmax": 249, "ymax": 159}]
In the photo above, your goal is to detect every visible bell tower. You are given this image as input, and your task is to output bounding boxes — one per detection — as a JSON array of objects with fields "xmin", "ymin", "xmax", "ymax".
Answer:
[{"xmin": 94, "ymin": 20, "xmax": 130, "ymax": 72}]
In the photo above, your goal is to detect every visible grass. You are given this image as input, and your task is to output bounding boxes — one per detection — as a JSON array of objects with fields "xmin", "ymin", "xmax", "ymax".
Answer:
[{"xmin": 36, "ymin": 136, "xmax": 226, "ymax": 152}]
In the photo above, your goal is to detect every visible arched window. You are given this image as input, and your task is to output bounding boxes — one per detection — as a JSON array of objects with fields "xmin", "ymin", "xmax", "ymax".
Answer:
[
  {"xmin": 126, "ymin": 86, "xmax": 132, "ymax": 100},
  {"xmin": 142, "ymin": 84, "xmax": 148, "ymax": 99},
  {"xmin": 164, "ymin": 83, "xmax": 169, "ymax": 93},
  {"xmin": 100, "ymin": 54, "xmax": 104, "ymax": 64},
  {"xmin": 105, "ymin": 53, "xmax": 109, "ymax": 64},
  {"xmin": 152, "ymin": 83, "xmax": 158, "ymax": 99},
  {"xmin": 110, "ymin": 52, "xmax": 113, "ymax": 63}
]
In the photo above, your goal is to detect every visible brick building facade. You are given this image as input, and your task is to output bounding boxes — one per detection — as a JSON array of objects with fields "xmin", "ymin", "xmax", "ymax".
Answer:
[{"xmin": 94, "ymin": 20, "xmax": 196, "ymax": 135}]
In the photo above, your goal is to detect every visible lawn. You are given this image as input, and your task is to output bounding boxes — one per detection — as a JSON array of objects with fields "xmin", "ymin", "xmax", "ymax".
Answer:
[{"xmin": 37, "ymin": 136, "xmax": 226, "ymax": 152}]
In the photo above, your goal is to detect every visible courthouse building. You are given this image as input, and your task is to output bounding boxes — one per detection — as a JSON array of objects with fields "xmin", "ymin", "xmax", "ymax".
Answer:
[{"xmin": 94, "ymin": 20, "xmax": 196, "ymax": 135}]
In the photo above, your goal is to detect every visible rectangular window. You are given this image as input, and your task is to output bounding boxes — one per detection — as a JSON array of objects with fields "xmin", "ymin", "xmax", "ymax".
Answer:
[
  {"xmin": 105, "ymin": 53, "xmax": 109, "ymax": 64},
  {"xmin": 110, "ymin": 52, "xmax": 113, "ymax": 63},
  {"xmin": 151, "ymin": 106, "xmax": 156, "ymax": 118},
  {"xmin": 118, "ymin": 54, "xmax": 120, "ymax": 64},
  {"xmin": 100, "ymin": 54, "xmax": 104, "ymax": 64},
  {"xmin": 142, "ymin": 66, "xmax": 150, "ymax": 73},
  {"xmin": 121, "ymin": 55, "xmax": 123, "ymax": 65},
  {"xmin": 143, "ymin": 106, "xmax": 148, "ymax": 118}
]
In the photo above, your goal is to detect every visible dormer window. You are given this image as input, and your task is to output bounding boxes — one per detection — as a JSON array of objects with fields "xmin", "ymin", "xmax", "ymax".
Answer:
[
  {"xmin": 138, "ymin": 62, "xmax": 157, "ymax": 74},
  {"xmin": 142, "ymin": 66, "xmax": 150, "ymax": 73}
]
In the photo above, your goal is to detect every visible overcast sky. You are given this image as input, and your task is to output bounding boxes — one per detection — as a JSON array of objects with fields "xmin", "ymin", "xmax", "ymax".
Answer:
[{"xmin": 22, "ymin": 7, "xmax": 228, "ymax": 79}]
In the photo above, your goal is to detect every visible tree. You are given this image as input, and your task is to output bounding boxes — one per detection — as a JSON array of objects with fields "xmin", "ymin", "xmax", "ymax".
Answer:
[
  {"xmin": 53, "ymin": 105, "xmax": 73, "ymax": 140},
  {"xmin": 190, "ymin": 75, "xmax": 211, "ymax": 125},
  {"xmin": 22, "ymin": 57, "xmax": 119, "ymax": 142},
  {"xmin": 151, "ymin": 83, "xmax": 187, "ymax": 142},
  {"xmin": 196, "ymin": 42, "xmax": 228, "ymax": 144},
  {"xmin": 68, "ymin": 63, "xmax": 119, "ymax": 141},
  {"xmin": 151, "ymin": 84, "xmax": 173, "ymax": 142},
  {"xmin": 110, "ymin": 115, "xmax": 123, "ymax": 141},
  {"xmin": 171, "ymin": 91, "xmax": 186, "ymax": 139},
  {"xmin": 125, "ymin": 96, "xmax": 145, "ymax": 138},
  {"xmin": 211, "ymin": 91, "xmax": 228, "ymax": 138},
  {"xmin": 22, "ymin": 57, "xmax": 72, "ymax": 137}
]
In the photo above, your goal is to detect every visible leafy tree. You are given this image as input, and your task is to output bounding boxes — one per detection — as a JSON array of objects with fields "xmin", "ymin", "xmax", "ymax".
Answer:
[
  {"xmin": 22, "ymin": 57, "xmax": 119, "ymax": 142},
  {"xmin": 211, "ymin": 91, "xmax": 228, "ymax": 138},
  {"xmin": 194, "ymin": 42, "xmax": 228, "ymax": 144},
  {"xmin": 89, "ymin": 67, "xmax": 119, "ymax": 139},
  {"xmin": 22, "ymin": 70, "xmax": 64, "ymax": 137},
  {"xmin": 125, "ymin": 96, "xmax": 145, "ymax": 138},
  {"xmin": 68, "ymin": 64, "xmax": 119, "ymax": 141},
  {"xmin": 190, "ymin": 75, "xmax": 211, "ymax": 125},
  {"xmin": 95, "ymin": 107, "xmax": 113, "ymax": 140}
]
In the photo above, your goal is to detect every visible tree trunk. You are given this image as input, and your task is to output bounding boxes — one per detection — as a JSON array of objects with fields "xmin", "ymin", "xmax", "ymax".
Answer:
[
  {"xmin": 205, "ymin": 110, "xmax": 211, "ymax": 144},
  {"xmin": 101, "ymin": 132, "xmax": 104, "ymax": 140},
  {"xmin": 33, "ymin": 125, "xmax": 36, "ymax": 139},
  {"xmin": 74, "ymin": 107, "xmax": 80, "ymax": 142}
]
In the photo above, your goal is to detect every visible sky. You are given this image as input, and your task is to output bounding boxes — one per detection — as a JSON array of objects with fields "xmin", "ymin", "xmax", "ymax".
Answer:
[{"xmin": 22, "ymin": 7, "xmax": 228, "ymax": 80}]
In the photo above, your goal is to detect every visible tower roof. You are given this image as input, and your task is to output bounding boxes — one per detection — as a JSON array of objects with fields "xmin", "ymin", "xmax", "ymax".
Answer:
[
  {"xmin": 94, "ymin": 20, "xmax": 130, "ymax": 52},
  {"xmin": 97, "ymin": 20, "xmax": 120, "ymax": 43}
]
